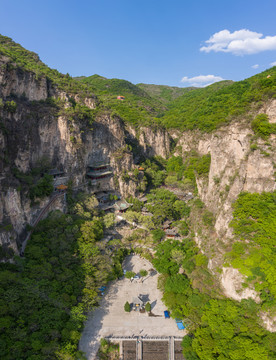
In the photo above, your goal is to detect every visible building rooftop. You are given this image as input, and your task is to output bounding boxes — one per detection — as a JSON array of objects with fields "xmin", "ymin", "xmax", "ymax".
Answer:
[
  {"xmin": 87, "ymin": 162, "xmax": 110, "ymax": 168},
  {"xmin": 57, "ymin": 184, "xmax": 68, "ymax": 190},
  {"xmin": 132, "ymin": 296, "xmax": 143, "ymax": 306},
  {"xmin": 53, "ymin": 176, "xmax": 68, "ymax": 186},
  {"xmin": 87, "ymin": 170, "xmax": 112, "ymax": 177},
  {"xmin": 48, "ymin": 169, "xmax": 64, "ymax": 176},
  {"xmin": 114, "ymin": 201, "xmax": 131, "ymax": 211},
  {"xmin": 165, "ymin": 228, "xmax": 178, "ymax": 236}
]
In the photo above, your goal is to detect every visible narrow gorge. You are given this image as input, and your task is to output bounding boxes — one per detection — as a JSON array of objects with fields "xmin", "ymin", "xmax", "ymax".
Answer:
[{"xmin": 1, "ymin": 35, "xmax": 276, "ymax": 360}]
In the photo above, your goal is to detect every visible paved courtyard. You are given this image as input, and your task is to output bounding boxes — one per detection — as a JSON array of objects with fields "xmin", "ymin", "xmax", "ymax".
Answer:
[{"xmin": 79, "ymin": 254, "xmax": 185, "ymax": 359}]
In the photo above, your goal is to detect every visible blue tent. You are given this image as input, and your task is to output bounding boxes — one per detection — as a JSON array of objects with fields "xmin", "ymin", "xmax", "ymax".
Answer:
[
  {"xmin": 175, "ymin": 319, "xmax": 185, "ymax": 330},
  {"xmin": 177, "ymin": 322, "xmax": 185, "ymax": 330}
]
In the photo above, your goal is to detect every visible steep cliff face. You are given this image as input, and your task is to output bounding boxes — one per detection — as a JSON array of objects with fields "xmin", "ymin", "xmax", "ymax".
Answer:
[
  {"xmin": 174, "ymin": 112, "xmax": 276, "ymax": 240},
  {"xmin": 126, "ymin": 125, "xmax": 171, "ymax": 159},
  {"xmin": 172, "ymin": 106, "xmax": 276, "ymax": 305},
  {"xmin": 0, "ymin": 56, "xmax": 50, "ymax": 101},
  {"xmin": 0, "ymin": 60, "xmax": 141, "ymax": 253}
]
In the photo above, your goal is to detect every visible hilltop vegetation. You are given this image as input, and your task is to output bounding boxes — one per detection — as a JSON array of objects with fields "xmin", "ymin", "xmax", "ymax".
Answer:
[
  {"xmin": 159, "ymin": 71, "xmax": 276, "ymax": 132},
  {"xmin": 76, "ymin": 74, "xmax": 165, "ymax": 127},
  {"xmin": 137, "ymin": 83, "xmax": 195, "ymax": 103},
  {"xmin": 2, "ymin": 34, "xmax": 276, "ymax": 132}
]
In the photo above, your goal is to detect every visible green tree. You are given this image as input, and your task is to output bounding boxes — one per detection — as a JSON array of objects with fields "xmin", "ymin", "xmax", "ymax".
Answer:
[
  {"xmin": 145, "ymin": 302, "xmax": 151, "ymax": 312},
  {"xmin": 139, "ymin": 269, "xmax": 148, "ymax": 277},
  {"xmin": 151, "ymin": 228, "xmax": 165, "ymax": 242},
  {"xmin": 124, "ymin": 301, "xmax": 131, "ymax": 312},
  {"xmin": 125, "ymin": 271, "xmax": 136, "ymax": 279}
]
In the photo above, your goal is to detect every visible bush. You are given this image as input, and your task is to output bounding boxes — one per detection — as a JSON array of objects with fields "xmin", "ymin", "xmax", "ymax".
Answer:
[
  {"xmin": 151, "ymin": 228, "xmax": 165, "ymax": 242},
  {"xmin": 125, "ymin": 271, "xmax": 135, "ymax": 279},
  {"xmin": 4, "ymin": 100, "xmax": 17, "ymax": 113},
  {"xmin": 124, "ymin": 301, "xmax": 131, "ymax": 312},
  {"xmin": 251, "ymin": 113, "xmax": 276, "ymax": 139},
  {"xmin": 145, "ymin": 302, "xmax": 151, "ymax": 312},
  {"xmin": 140, "ymin": 269, "xmax": 148, "ymax": 277},
  {"xmin": 29, "ymin": 174, "xmax": 54, "ymax": 200}
]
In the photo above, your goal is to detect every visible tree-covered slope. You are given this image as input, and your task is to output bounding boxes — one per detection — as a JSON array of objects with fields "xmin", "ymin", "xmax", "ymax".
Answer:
[
  {"xmin": 76, "ymin": 75, "xmax": 165, "ymax": 127},
  {"xmin": 159, "ymin": 70, "xmax": 276, "ymax": 132},
  {"xmin": 136, "ymin": 83, "xmax": 196, "ymax": 103}
]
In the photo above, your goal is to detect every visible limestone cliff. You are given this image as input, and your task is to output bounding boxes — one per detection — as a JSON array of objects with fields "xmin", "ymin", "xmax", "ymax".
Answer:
[
  {"xmin": 0, "ymin": 57, "xmax": 146, "ymax": 253},
  {"xmin": 172, "ymin": 104, "xmax": 276, "ymax": 307}
]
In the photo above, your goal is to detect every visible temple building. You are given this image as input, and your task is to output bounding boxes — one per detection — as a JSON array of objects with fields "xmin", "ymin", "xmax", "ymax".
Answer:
[
  {"xmin": 87, "ymin": 161, "xmax": 113, "ymax": 190},
  {"xmin": 114, "ymin": 200, "xmax": 132, "ymax": 213}
]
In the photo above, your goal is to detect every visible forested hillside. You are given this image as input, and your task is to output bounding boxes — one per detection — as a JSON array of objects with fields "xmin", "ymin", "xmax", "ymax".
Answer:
[
  {"xmin": 75, "ymin": 74, "xmax": 166, "ymax": 126},
  {"xmin": 159, "ymin": 71, "xmax": 276, "ymax": 131},
  {"xmin": 137, "ymin": 83, "xmax": 196, "ymax": 103}
]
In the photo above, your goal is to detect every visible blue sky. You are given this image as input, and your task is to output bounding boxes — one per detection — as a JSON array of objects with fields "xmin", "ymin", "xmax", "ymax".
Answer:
[{"xmin": 1, "ymin": 0, "xmax": 276, "ymax": 87}]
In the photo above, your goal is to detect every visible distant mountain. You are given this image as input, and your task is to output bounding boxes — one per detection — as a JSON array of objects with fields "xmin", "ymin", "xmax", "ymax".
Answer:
[
  {"xmin": 159, "ymin": 73, "xmax": 276, "ymax": 132},
  {"xmin": 77, "ymin": 75, "xmax": 149, "ymax": 98},
  {"xmin": 137, "ymin": 83, "xmax": 196, "ymax": 103}
]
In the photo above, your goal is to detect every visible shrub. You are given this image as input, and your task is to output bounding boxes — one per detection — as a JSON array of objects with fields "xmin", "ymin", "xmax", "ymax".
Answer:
[
  {"xmin": 151, "ymin": 229, "xmax": 165, "ymax": 242},
  {"xmin": 124, "ymin": 301, "xmax": 131, "ymax": 312},
  {"xmin": 140, "ymin": 269, "xmax": 148, "ymax": 277},
  {"xmin": 251, "ymin": 113, "xmax": 276, "ymax": 139},
  {"xmin": 125, "ymin": 271, "xmax": 135, "ymax": 279},
  {"xmin": 250, "ymin": 143, "xmax": 258, "ymax": 151},
  {"xmin": 4, "ymin": 100, "xmax": 17, "ymax": 113},
  {"xmin": 145, "ymin": 302, "xmax": 151, "ymax": 312}
]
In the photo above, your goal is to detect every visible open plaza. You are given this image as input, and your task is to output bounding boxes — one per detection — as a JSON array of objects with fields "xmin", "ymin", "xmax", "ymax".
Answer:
[{"xmin": 79, "ymin": 254, "xmax": 186, "ymax": 359}]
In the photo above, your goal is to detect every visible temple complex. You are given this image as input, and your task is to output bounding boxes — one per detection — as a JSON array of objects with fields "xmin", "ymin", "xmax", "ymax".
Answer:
[{"xmin": 48, "ymin": 169, "xmax": 68, "ymax": 192}]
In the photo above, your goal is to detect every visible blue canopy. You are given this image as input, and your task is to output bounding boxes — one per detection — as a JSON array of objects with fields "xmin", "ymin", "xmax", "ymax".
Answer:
[
  {"xmin": 164, "ymin": 310, "xmax": 170, "ymax": 318},
  {"xmin": 177, "ymin": 322, "xmax": 185, "ymax": 330}
]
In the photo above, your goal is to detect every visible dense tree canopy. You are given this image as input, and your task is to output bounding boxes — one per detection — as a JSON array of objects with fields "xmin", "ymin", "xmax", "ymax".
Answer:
[{"xmin": 0, "ymin": 195, "xmax": 128, "ymax": 360}]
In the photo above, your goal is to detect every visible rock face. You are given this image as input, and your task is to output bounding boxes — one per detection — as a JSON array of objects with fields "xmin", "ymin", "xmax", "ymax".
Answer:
[
  {"xmin": 173, "ymin": 113, "xmax": 276, "ymax": 305},
  {"xmin": 126, "ymin": 125, "xmax": 171, "ymax": 160},
  {"xmin": 0, "ymin": 60, "xmax": 152, "ymax": 252},
  {"xmin": 138, "ymin": 126, "xmax": 171, "ymax": 158},
  {"xmin": 174, "ymin": 120, "xmax": 276, "ymax": 240},
  {"xmin": 220, "ymin": 267, "xmax": 260, "ymax": 302},
  {"xmin": 0, "ymin": 56, "xmax": 49, "ymax": 101}
]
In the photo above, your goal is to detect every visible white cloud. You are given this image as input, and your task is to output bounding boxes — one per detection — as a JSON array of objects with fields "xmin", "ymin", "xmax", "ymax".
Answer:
[
  {"xmin": 181, "ymin": 74, "xmax": 224, "ymax": 87},
  {"xmin": 200, "ymin": 29, "xmax": 276, "ymax": 55},
  {"xmin": 270, "ymin": 61, "xmax": 276, "ymax": 66},
  {"xmin": 252, "ymin": 64, "xmax": 259, "ymax": 69}
]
